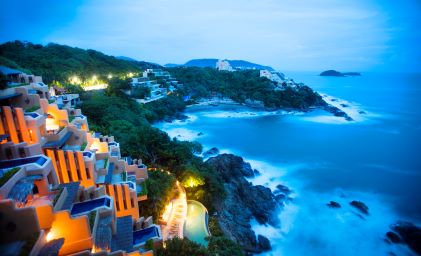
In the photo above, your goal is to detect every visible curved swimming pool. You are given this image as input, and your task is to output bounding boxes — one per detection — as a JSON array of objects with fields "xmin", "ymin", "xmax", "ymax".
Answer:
[{"xmin": 184, "ymin": 200, "xmax": 210, "ymax": 246}]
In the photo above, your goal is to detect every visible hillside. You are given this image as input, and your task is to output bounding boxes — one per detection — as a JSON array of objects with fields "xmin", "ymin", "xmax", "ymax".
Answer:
[
  {"xmin": 0, "ymin": 40, "xmax": 159, "ymax": 83},
  {"xmin": 168, "ymin": 67, "xmax": 325, "ymax": 109},
  {"xmin": 166, "ymin": 58, "xmax": 274, "ymax": 70}
]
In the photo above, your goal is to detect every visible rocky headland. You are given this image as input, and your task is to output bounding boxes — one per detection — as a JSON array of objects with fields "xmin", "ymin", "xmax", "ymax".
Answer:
[{"xmin": 206, "ymin": 154, "xmax": 287, "ymax": 253}]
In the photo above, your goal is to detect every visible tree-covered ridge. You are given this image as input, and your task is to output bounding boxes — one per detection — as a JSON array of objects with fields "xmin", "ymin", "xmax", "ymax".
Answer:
[
  {"xmin": 0, "ymin": 40, "xmax": 159, "ymax": 83},
  {"xmin": 169, "ymin": 67, "xmax": 326, "ymax": 109}
]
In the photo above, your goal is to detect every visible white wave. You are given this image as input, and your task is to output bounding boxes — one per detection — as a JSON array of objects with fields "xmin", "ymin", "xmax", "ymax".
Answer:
[
  {"xmin": 300, "ymin": 115, "xmax": 352, "ymax": 125},
  {"xmin": 200, "ymin": 110, "xmax": 288, "ymax": 119},
  {"xmin": 242, "ymin": 158, "xmax": 415, "ymax": 256},
  {"xmin": 320, "ymin": 93, "xmax": 370, "ymax": 122},
  {"xmin": 163, "ymin": 127, "xmax": 203, "ymax": 141},
  {"xmin": 254, "ymin": 188, "xmax": 415, "ymax": 256}
]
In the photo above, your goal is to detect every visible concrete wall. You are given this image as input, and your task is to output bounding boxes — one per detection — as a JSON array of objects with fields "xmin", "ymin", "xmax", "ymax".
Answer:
[
  {"xmin": 0, "ymin": 199, "xmax": 41, "ymax": 243},
  {"xmin": 46, "ymin": 149, "xmax": 95, "ymax": 188},
  {"xmin": 47, "ymin": 210, "xmax": 93, "ymax": 255},
  {"xmin": 105, "ymin": 184, "xmax": 139, "ymax": 221}
]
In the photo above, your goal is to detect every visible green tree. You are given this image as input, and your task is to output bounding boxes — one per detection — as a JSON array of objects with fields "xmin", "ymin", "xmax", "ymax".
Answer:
[{"xmin": 155, "ymin": 237, "xmax": 209, "ymax": 256}]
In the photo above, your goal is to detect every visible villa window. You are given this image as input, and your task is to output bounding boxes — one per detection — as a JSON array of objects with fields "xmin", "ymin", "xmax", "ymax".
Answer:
[
  {"xmin": 5, "ymin": 148, "xmax": 13, "ymax": 159},
  {"xmin": 32, "ymin": 184, "xmax": 39, "ymax": 194},
  {"xmin": 86, "ymin": 168, "xmax": 90, "ymax": 179},
  {"xmin": 18, "ymin": 147, "xmax": 26, "ymax": 158}
]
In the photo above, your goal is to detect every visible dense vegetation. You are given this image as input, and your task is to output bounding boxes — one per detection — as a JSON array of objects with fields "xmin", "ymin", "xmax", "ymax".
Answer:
[
  {"xmin": 1, "ymin": 41, "xmax": 328, "ymax": 255},
  {"xmin": 80, "ymin": 88, "xmax": 224, "ymax": 211},
  {"xmin": 0, "ymin": 40, "xmax": 159, "ymax": 84},
  {"xmin": 156, "ymin": 236, "xmax": 243, "ymax": 256},
  {"xmin": 169, "ymin": 67, "xmax": 326, "ymax": 109}
]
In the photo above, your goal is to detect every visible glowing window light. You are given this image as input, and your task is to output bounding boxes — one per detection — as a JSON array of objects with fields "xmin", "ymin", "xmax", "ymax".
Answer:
[
  {"xmin": 90, "ymin": 141, "xmax": 100, "ymax": 151},
  {"xmin": 46, "ymin": 117, "xmax": 59, "ymax": 131},
  {"xmin": 46, "ymin": 230, "xmax": 55, "ymax": 242}
]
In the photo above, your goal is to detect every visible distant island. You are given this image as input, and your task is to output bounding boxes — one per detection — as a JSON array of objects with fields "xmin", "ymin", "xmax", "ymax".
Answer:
[{"xmin": 320, "ymin": 70, "xmax": 361, "ymax": 77}]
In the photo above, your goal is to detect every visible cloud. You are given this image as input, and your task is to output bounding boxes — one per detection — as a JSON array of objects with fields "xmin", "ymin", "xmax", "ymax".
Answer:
[{"xmin": 3, "ymin": 0, "xmax": 421, "ymax": 71}]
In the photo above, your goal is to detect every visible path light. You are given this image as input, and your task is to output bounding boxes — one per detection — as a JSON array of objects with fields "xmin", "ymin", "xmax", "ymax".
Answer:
[
  {"xmin": 46, "ymin": 230, "xmax": 55, "ymax": 242},
  {"xmin": 184, "ymin": 176, "xmax": 204, "ymax": 188},
  {"xmin": 107, "ymin": 74, "xmax": 113, "ymax": 79},
  {"xmin": 70, "ymin": 76, "xmax": 81, "ymax": 84},
  {"xmin": 92, "ymin": 75, "xmax": 97, "ymax": 80}
]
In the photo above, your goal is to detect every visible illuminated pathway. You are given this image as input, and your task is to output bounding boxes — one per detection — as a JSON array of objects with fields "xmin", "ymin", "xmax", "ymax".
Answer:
[{"xmin": 161, "ymin": 181, "xmax": 187, "ymax": 241}]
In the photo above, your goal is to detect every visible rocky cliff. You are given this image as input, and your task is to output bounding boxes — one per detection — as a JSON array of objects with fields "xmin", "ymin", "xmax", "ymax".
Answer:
[{"xmin": 206, "ymin": 154, "xmax": 286, "ymax": 253}]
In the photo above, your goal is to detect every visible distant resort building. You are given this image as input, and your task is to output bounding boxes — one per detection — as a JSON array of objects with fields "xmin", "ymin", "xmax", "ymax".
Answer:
[
  {"xmin": 215, "ymin": 59, "xmax": 234, "ymax": 72},
  {"xmin": 259, "ymin": 69, "xmax": 298, "ymax": 90},
  {"xmin": 0, "ymin": 68, "xmax": 161, "ymax": 255},
  {"xmin": 260, "ymin": 69, "xmax": 285, "ymax": 84},
  {"xmin": 125, "ymin": 69, "xmax": 178, "ymax": 104}
]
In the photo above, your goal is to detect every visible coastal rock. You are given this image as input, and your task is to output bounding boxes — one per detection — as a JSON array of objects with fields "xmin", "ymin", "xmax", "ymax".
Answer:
[
  {"xmin": 242, "ymin": 184, "xmax": 280, "ymax": 226},
  {"xmin": 206, "ymin": 154, "xmax": 283, "ymax": 252},
  {"xmin": 386, "ymin": 231, "xmax": 402, "ymax": 244},
  {"xmin": 390, "ymin": 221, "xmax": 421, "ymax": 255},
  {"xmin": 350, "ymin": 200, "xmax": 369, "ymax": 215},
  {"xmin": 175, "ymin": 113, "xmax": 189, "ymax": 121},
  {"xmin": 323, "ymin": 105, "xmax": 353, "ymax": 121},
  {"xmin": 202, "ymin": 147, "xmax": 219, "ymax": 158},
  {"xmin": 253, "ymin": 169, "xmax": 261, "ymax": 176},
  {"xmin": 275, "ymin": 184, "xmax": 291, "ymax": 195},
  {"xmin": 327, "ymin": 201, "xmax": 341, "ymax": 208},
  {"xmin": 257, "ymin": 235, "xmax": 271, "ymax": 251},
  {"xmin": 274, "ymin": 194, "xmax": 286, "ymax": 203},
  {"xmin": 207, "ymin": 153, "xmax": 254, "ymax": 179}
]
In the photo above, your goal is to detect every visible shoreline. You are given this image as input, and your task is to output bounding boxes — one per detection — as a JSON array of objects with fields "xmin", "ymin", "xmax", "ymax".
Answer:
[
  {"xmin": 183, "ymin": 93, "xmax": 367, "ymax": 123},
  {"xmin": 157, "ymin": 106, "xmax": 417, "ymax": 255}
]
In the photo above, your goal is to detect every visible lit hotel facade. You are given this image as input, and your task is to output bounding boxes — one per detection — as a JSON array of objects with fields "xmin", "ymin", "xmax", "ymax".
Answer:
[{"xmin": 0, "ymin": 67, "xmax": 161, "ymax": 256}]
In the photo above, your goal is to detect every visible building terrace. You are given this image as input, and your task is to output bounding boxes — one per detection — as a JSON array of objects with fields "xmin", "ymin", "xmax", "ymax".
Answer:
[{"xmin": 0, "ymin": 68, "xmax": 160, "ymax": 256}]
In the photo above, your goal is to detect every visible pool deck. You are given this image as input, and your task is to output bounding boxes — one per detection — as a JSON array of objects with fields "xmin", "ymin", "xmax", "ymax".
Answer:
[{"xmin": 161, "ymin": 181, "xmax": 187, "ymax": 241}]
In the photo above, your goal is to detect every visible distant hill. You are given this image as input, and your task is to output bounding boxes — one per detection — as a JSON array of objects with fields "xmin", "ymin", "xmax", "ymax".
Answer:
[
  {"xmin": 116, "ymin": 56, "xmax": 138, "ymax": 62},
  {"xmin": 163, "ymin": 63, "xmax": 181, "ymax": 68},
  {"xmin": 165, "ymin": 58, "xmax": 274, "ymax": 71},
  {"xmin": 320, "ymin": 70, "xmax": 361, "ymax": 77},
  {"xmin": 116, "ymin": 56, "xmax": 162, "ymax": 68},
  {"xmin": 0, "ymin": 40, "xmax": 160, "ymax": 83}
]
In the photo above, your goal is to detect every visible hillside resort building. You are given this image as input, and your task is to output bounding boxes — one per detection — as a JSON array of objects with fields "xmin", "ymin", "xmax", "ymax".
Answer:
[
  {"xmin": 127, "ymin": 69, "xmax": 178, "ymax": 104},
  {"xmin": 0, "ymin": 67, "xmax": 162, "ymax": 256},
  {"xmin": 215, "ymin": 59, "xmax": 234, "ymax": 72}
]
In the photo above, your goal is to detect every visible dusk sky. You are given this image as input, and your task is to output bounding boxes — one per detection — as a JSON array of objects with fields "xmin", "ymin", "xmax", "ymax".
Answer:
[{"xmin": 1, "ymin": 0, "xmax": 420, "ymax": 72}]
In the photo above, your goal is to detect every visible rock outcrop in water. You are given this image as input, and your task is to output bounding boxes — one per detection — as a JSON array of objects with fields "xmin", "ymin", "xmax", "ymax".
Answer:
[
  {"xmin": 386, "ymin": 221, "xmax": 421, "ymax": 255},
  {"xmin": 350, "ymin": 200, "xmax": 369, "ymax": 215},
  {"xmin": 327, "ymin": 201, "xmax": 341, "ymax": 208},
  {"xmin": 323, "ymin": 105, "xmax": 353, "ymax": 121},
  {"xmin": 206, "ymin": 154, "xmax": 284, "ymax": 253}
]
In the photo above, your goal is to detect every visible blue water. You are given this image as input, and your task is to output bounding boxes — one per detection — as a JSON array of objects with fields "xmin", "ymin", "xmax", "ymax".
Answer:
[
  {"xmin": 71, "ymin": 197, "xmax": 111, "ymax": 215},
  {"xmin": 0, "ymin": 156, "xmax": 47, "ymax": 170},
  {"xmin": 157, "ymin": 72, "xmax": 421, "ymax": 255},
  {"xmin": 133, "ymin": 226, "xmax": 159, "ymax": 245}
]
